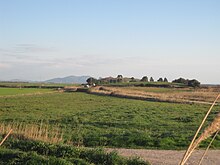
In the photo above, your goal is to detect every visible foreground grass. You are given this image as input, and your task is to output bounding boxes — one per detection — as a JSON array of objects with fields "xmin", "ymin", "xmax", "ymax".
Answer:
[
  {"xmin": 0, "ymin": 138, "xmax": 148, "ymax": 165},
  {"xmin": 0, "ymin": 88, "xmax": 52, "ymax": 96},
  {"xmin": 0, "ymin": 92, "xmax": 219, "ymax": 149}
]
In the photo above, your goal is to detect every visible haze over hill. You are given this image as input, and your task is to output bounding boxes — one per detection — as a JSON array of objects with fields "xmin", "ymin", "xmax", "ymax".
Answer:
[{"xmin": 44, "ymin": 75, "xmax": 90, "ymax": 84}]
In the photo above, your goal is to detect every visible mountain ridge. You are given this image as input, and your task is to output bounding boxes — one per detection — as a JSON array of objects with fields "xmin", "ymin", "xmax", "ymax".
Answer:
[{"xmin": 44, "ymin": 75, "xmax": 90, "ymax": 84}]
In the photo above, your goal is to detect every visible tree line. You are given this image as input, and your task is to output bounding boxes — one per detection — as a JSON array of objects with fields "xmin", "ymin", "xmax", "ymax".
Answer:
[{"xmin": 86, "ymin": 75, "xmax": 200, "ymax": 87}]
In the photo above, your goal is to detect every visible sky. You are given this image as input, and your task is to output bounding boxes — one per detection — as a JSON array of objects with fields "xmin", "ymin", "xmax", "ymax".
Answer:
[{"xmin": 0, "ymin": 0, "xmax": 220, "ymax": 84}]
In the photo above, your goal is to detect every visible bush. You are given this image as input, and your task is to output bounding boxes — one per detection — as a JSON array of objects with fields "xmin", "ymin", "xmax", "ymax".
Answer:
[
  {"xmin": 0, "ymin": 148, "xmax": 72, "ymax": 165},
  {"xmin": 2, "ymin": 139, "xmax": 150, "ymax": 165}
]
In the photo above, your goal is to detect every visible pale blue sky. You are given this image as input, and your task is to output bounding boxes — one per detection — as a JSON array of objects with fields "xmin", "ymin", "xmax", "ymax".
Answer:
[{"xmin": 0, "ymin": 0, "xmax": 220, "ymax": 83}]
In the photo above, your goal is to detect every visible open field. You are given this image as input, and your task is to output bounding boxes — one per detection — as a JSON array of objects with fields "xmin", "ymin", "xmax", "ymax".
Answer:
[
  {"xmin": 0, "ymin": 87, "xmax": 53, "ymax": 96},
  {"xmin": 121, "ymin": 87, "xmax": 193, "ymax": 93},
  {"xmin": 0, "ymin": 82, "xmax": 79, "ymax": 89},
  {"xmin": 100, "ymin": 82, "xmax": 186, "ymax": 88},
  {"xmin": 0, "ymin": 91, "xmax": 219, "ymax": 150},
  {"xmin": 89, "ymin": 86, "xmax": 220, "ymax": 104}
]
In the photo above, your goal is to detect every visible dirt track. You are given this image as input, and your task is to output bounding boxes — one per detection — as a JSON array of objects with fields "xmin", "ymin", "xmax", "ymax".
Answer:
[{"xmin": 107, "ymin": 148, "xmax": 220, "ymax": 165}]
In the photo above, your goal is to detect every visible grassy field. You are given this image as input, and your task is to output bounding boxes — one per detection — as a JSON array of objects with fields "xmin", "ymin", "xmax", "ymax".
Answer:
[
  {"xmin": 0, "ymin": 82, "xmax": 79, "ymax": 88},
  {"xmin": 89, "ymin": 86, "xmax": 220, "ymax": 104},
  {"xmin": 0, "ymin": 91, "xmax": 219, "ymax": 150},
  {"xmin": 100, "ymin": 81, "xmax": 186, "ymax": 88},
  {"xmin": 0, "ymin": 88, "xmax": 53, "ymax": 96},
  {"xmin": 121, "ymin": 87, "xmax": 193, "ymax": 93}
]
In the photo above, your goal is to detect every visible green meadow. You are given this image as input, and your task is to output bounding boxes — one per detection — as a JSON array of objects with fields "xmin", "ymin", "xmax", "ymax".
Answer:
[
  {"xmin": 0, "ymin": 90, "xmax": 219, "ymax": 149},
  {"xmin": 0, "ymin": 87, "xmax": 52, "ymax": 96}
]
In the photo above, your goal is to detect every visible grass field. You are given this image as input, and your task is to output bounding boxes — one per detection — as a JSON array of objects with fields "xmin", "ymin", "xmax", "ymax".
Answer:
[
  {"xmin": 0, "ymin": 82, "xmax": 79, "ymax": 88},
  {"xmin": 101, "ymin": 81, "xmax": 186, "ymax": 88},
  {"xmin": 0, "ymin": 91, "xmax": 219, "ymax": 149},
  {"xmin": 0, "ymin": 88, "xmax": 53, "ymax": 96},
  {"xmin": 122, "ymin": 87, "xmax": 193, "ymax": 93},
  {"xmin": 89, "ymin": 86, "xmax": 220, "ymax": 104}
]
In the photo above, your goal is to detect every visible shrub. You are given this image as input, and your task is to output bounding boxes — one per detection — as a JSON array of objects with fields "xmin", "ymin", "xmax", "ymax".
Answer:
[
  {"xmin": 2, "ymin": 139, "xmax": 149, "ymax": 165},
  {"xmin": 0, "ymin": 148, "xmax": 72, "ymax": 165}
]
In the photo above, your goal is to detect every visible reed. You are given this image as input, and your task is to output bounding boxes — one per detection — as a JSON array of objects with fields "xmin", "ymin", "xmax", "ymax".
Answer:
[
  {"xmin": 89, "ymin": 86, "xmax": 220, "ymax": 105},
  {"xmin": 187, "ymin": 112, "xmax": 220, "ymax": 157},
  {"xmin": 180, "ymin": 94, "xmax": 220, "ymax": 165},
  {"xmin": 0, "ymin": 122, "xmax": 63, "ymax": 144}
]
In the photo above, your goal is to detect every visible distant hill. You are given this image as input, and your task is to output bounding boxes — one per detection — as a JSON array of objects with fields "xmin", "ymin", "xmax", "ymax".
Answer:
[{"xmin": 45, "ymin": 76, "xmax": 90, "ymax": 84}]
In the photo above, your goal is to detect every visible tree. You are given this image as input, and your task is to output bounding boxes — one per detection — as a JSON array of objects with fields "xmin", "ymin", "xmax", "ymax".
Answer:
[
  {"xmin": 172, "ymin": 78, "xmax": 188, "ymax": 84},
  {"xmin": 172, "ymin": 78, "xmax": 201, "ymax": 87},
  {"xmin": 188, "ymin": 79, "xmax": 200, "ymax": 87},
  {"xmin": 164, "ymin": 78, "xmax": 168, "ymax": 82},
  {"xmin": 141, "ymin": 76, "xmax": 148, "ymax": 82},
  {"xmin": 150, "ymin": 77, "xmax": 154, "ymax": 82},
  {"xmin": 117, "ymin": 75, "xmax": 123, "ymax": 83},
  {"xmin": 86, "ymin": 77, "xmax": 97, "ymax": 85},
  {"xmin": 117, "ymin": 75, "xmax": 123, "ymax": 79},
  {"xmin": 157, "ymin": 78, "xmax": 163, "ymax": 82}
]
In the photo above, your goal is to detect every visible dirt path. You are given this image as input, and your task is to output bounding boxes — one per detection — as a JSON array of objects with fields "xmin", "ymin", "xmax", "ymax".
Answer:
[{"xmin": 107, "ymin": 148, "xmax": 220, "ymax": 165}]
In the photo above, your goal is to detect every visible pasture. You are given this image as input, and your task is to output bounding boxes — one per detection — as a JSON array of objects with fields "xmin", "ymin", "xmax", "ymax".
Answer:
[
  {"xmin": 0, "ymin": 87, "xmax": 52, "ymax": 96},
  {"xmin": 0, "ymin": 90, "xmax": 219, "ymax": 149},
  {"xmin": 89, "ymin": 86, "xmax": 220, "ymax": 104}
]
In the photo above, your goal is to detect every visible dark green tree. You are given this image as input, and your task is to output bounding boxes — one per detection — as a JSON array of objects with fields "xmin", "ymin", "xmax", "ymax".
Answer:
[
  {"xmin": 172, "ymin": 78, "xmax": 188, "ymax": 84},
  {"xmin": 188, "ymin": 79, "xmax": 200, "ymax": 87},
  {"xmin": 141, "ymin": 76, "xmax": 148, "ymax": 82},
  {"xmin": 157, "ymin": 78, "xmax": 163, "ymax": 82},
  {"xmin": 164, "ymin": 78, "xmax": 168, "ymax": 82},
  {"xmin": 150, "ymin": 77, "xmax": 154, "ymax": 82}
]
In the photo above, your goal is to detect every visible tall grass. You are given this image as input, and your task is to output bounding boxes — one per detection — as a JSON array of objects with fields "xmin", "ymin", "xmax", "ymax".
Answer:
[
  {"xmin": 88, "ymin": 86, "xmax": 220, "ymax": 105},
  {"xmin": 191, "ymin": 112, "xmax": 220, "ymax": 151},
  {"xmin": 0, "ymin": 122, "xmax": 63, "ymax": 144}
]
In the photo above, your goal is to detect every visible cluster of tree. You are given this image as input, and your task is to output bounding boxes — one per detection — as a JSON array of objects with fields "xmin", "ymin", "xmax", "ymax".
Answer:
[
  {"xmin": 87, "ymin": 75, "xmax": 169, "ymax": 85},
  {"xmin": 172, "ymin": 78, "xmax": 200, "ymax": 87},
  {"xmin": 140, "ymin": 76, "xmax": 168, "ymax": 82},
  {"xmin": 86, "ymin": 75, "xmax": 200, "ymax": 88},
  {"xmin": 157, "ymin": 77, "xmax": 168, "ymax": 82}
]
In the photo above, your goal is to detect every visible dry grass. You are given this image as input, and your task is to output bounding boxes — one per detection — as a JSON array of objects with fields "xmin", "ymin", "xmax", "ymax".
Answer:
[
  {"xmin": 0, "ymin": 122, "xmax": 63, "ymax": 144},
  {"xmin": 180, "ymin": 113, "xmax": 220, "ymax": 165},
  {"xmin": 191, "ymin": 112, "xmax": 220, "ymax": 151},
  {"xmin": 89, "ymin": 86, "xmax": 220, "ymax": 104},
  {"xmin": 180, "ymin": 94, "xmax": 220, "ymax": 165}
]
